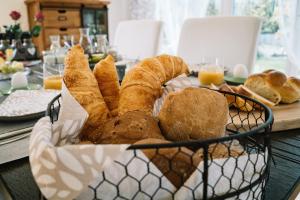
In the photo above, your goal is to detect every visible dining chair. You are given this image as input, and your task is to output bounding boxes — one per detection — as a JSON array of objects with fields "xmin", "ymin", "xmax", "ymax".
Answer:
[
  {"xmin": 113, "ymin": 19, "xmax": 162, "ymax": 60},
  {"xmin": 177, "ymin": 16, "xmax": 262, "ymax": 73}
]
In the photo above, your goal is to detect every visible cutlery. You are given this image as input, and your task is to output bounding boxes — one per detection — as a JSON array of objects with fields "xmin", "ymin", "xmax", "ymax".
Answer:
[
  {"xmin": 0, "ymin": 127, "xmax": 33, "ymax": 140},
  {"xmin": 0, "ymin": 133, "xmax": 30, "ymax": 146}
]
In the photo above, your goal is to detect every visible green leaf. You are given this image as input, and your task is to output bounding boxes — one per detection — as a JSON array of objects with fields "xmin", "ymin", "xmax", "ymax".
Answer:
[{"xmin": 31, "ymin": 25, "xmax": 41, "ymax": 37}]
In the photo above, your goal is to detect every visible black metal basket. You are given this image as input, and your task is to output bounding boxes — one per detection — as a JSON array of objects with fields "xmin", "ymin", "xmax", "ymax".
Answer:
[{"xmin": 46, "ymin": 90, "xmax": 273, "ymax": 200}]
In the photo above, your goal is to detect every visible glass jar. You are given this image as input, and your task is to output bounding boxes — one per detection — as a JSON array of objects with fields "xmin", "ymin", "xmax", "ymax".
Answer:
[
  {"xmin": 23, "ymin": 38, "xmax": 37, "ymax": 60},
  {"xmin": 49, "ymin": 35, "xmax": 61, "ymax": 52},
  {"xmin": 5, "ymin": 39, "xmax": 16, "ymax": 61},
  {"xmin": 63, "ymin": 35, "xmax": 75, "ymax": 49},
  {"xmin": 95, "ymin": 34, "xmax": 108, "ymax": 54},
  {"xmin": 79, "ymin": 28, "xmax": 93, "ymax": 54},
  {"xmin": 0, "ymin": 34, "xmax": 9, "ymax": 55}
]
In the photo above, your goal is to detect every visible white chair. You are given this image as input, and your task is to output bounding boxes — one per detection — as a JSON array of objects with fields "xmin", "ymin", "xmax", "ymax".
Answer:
[
  {"xmin": 177, "ymin": 16, "xmax": 262, "ymax": 72},
  {"xmin": 113, "ymin": 20, "xmax": 162, "ymax": 60}
]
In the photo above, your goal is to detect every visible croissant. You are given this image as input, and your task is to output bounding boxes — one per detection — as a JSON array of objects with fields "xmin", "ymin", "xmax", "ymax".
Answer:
[
  {"xmin": 119, "ymin": 55, "xmax": 189, "ymax": 116},
  {"xmin": 93, "ymin": 55, "xmax": 120, "ymax": 116},
  {"xmin": 63, "ymin": 45, "xmax": 110, "ymax": 140}
]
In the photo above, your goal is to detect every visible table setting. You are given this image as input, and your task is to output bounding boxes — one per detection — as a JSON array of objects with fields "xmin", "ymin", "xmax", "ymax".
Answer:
[{"xmin": 0, "ymin": 34, "xmax": 299, "ymax": 200}]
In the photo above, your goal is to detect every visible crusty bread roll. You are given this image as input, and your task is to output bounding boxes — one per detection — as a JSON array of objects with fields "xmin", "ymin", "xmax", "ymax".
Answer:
[
  {"xmin": 158, "ymin": 88, "xmax": 228, "ymax": 141},
  {"xmin": 93, "ymin": 55, "xmax": 120, "ymax": 116},
  {"xmin": 119, "ymin": 55, "xmax": 189, "ymax": 116},
  {"xmin": 63, "ymin": 45, "xmax": 110, "ymax": 140},
  {"xmin": 135, "ymin": 138, "xmax": 200, "ymax": 188},
  {"xmin": 244, "ymin": 70, "xmax": 300, "ymax": 104},
  {"xmin": 90, "ymin": 111, "xmax": 164, "ymax": 144},
  {"xmin": 276, "ymin": 77, "xmax": 300, "ymax": 103}
]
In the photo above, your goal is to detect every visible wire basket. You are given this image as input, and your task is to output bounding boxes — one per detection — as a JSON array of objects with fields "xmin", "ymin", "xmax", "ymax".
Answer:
[{"xmin": 46, "ymin": 90, "xmax": 273, "ymax": 200}]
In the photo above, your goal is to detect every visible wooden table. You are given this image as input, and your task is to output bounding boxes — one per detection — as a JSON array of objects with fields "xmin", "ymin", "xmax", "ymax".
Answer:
[{"xmin": 0, "ymin": 68, "xmax": 299, "ymax": 200}]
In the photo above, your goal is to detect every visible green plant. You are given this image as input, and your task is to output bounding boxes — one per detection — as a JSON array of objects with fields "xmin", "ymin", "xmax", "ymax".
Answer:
[{"xmin": 3, "ymin": 10, "xmax": 44, "ymax": 39}]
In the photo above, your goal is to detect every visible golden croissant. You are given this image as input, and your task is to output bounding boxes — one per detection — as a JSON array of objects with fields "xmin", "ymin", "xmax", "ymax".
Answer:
[
  {"xmin": 63, "ymin": 45, "xmax": 110, "ymax": 140},
  {"xmin": 93, "ymin": 55, "xmax": 120, "ymax": 116},
  {"xmin": 119, "ymin": 54, "xmax": 189, "ymax": 116}
]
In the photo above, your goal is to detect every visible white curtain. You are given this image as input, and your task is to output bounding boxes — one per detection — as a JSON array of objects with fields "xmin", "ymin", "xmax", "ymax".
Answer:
[
  {"xmin": 278, "ymin": 0, "xmax": 300, "ymax": 76},
  {"xmin": 129, "ymin": 0, "xmax": 210, "ymax": 54}
]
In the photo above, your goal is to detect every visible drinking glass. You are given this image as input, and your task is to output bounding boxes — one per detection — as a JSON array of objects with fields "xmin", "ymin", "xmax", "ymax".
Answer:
[
  {"xmin": 198, "ymin": 57, "xmax": 224, "ymax": 86},
  {"xmin": 43, "ymin": 62, "xmax": 63, "ymax": 90}
]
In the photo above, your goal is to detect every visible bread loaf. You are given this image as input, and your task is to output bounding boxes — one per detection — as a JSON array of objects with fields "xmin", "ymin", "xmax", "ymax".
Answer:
[
  {"xmin": 236, "ymin": 85, "xmax": 276, "ymax": 108},
  {"xmin": 63, "ymin": 45, "xmax": 110, "ymax": 140},
  {"xmin": 158, "ymin": 88, "xmax": 228, "ymax": 141},
  {"xmin": 90, "ymin": 111, "xmax": 164, "ymax": 144},
  {"xmin": 244, "ymin": 73, "xmax": 281, "ymax": 104},
  {"xmin": 135, "ymin": 138, "xmax": 200, "ymax": 188},
  {"xmin": 93, "ymin": 55, "xmax": 120, "ymax": 116},
  {"xmin": 244, "ymin": 70, "xmax": 300, "ymax": 104}
]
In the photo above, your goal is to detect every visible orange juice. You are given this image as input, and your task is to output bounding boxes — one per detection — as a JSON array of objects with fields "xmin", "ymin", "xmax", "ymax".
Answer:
[
  {"xmin": 198, "ymin": 71, "xmax": 224, "ymax": 85},
  {"xmin": 44, "ymin": 75, "xmax": 62, "ymax": 90}
]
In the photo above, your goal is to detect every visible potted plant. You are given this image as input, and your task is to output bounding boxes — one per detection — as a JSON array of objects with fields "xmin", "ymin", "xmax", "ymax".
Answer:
[{"xmin": 2, "ymin": 10, "xmax": 44, "ymax": 60}]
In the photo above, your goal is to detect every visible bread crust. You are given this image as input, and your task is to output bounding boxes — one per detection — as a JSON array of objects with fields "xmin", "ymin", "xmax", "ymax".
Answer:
[
  {"xmin": 245, "ymin": 70, "xmax": 300, "ymax": 104},
  {"xmin": 158, "ymin": 88, "xmax": 228, "ymax": 141},
  {"xmin": 93, "ymin": 55, "xmax": 120, "ymax": 116},
  {"xmin": 91, "ymin": 111, "xmax": 164, "ymax": 144},
  {"xmin": 119, "ymin": 55, "xmax": 189, "ymax": 116},
  {"xmin": 244, "ymin": 73, "xmax": 281, "ymax": 104},
  {"xmin": 63, "ymin": 45, "xmax": 110, "ymax": 140}
]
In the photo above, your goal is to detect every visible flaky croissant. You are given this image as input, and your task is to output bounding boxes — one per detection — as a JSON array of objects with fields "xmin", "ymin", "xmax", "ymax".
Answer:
[
  {"xmin": 93, "ymin": 55, "xmax": 120, "ymax": 116},
  {"xmin": 63, "ymin": 45, "xmax": 110, "ymax": 140},
  {"xmin": 119, "ymin": 54, "xmax": 189, "ymax": 116}
]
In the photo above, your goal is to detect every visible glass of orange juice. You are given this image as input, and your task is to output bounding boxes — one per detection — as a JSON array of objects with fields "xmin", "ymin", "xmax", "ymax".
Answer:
[
  {"xmin": 43, "ymin": 62, "xmax": 63, "ymax": 90},
  {"xmin": 198, "ymin": 58, "xmax": 224, "ymax": 86}
]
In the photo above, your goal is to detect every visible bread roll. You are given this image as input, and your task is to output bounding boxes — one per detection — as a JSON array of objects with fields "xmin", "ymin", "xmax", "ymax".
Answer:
[
  {"xmin": 135, "ymin": 138, "xmax": 200, "ymax": 188},
  {"xmin": 63, "ymin": 45, "xmax": 110, "ymax": 140},
  {"xmin": 236, "ymin": 85, "xmax": 276, "ymax": 108},
  {"xmin": 119, "ymin": 55, "xmax": 189, "ymax": 116},
  {"xmin": 276, "ymin": 77, "xmax": 300, "ymax": 103},
  {"xmin": 244, "ymin": 73, "xmax": 281, "ymax": 104},
  {"xmin": 244, "ymin": 70, "xmax": 300, "ymax": 104},
  {"xmin": 90, "ymin": 111, "xmax": 164, "ymax": 144},
  {"xmin": 158, "ymin": 88, "xmax": 228, "ymax": 141},
  {"xmin": 93, "ymin": 55, "xmax": 120, "ymax": 116}
]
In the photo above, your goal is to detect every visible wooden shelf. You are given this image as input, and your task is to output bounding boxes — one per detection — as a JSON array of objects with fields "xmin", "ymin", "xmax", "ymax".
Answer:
[{"xmin": 24, "ymin": 0, "xmax": 109, "ymax": 54}]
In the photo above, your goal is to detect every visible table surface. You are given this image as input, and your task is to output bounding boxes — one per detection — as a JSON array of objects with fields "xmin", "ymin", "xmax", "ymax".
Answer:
[{"xmin": 0, "ymin": 65, "xmax": 299, "ymax": 200}]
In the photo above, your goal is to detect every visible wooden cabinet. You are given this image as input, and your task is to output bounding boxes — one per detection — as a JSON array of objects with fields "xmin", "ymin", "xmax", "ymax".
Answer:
[
  {"xmin": 43, "ymin": 8, "xmax": 81, "ymax": 28},
  {"xmin": 25, "ymin": 0, "xmax": 109, "ymax": 54}
]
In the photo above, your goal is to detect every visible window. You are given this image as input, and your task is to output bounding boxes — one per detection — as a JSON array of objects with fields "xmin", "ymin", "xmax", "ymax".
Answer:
[
  {"xmin": 233, "ymin": 0, "xmax": 286, "ymax": 72},
  {"xmin": 206, "ymin": 0, "xmax": 288, "ymax": 73}
]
